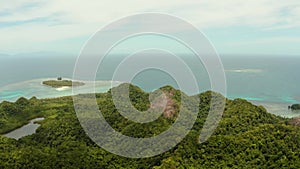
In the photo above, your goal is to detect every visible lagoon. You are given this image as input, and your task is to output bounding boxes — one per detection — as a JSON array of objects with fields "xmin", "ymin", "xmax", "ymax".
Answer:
[{"xmin": 4, "ymin": 117, "xmax": 45, "ymax": 140}]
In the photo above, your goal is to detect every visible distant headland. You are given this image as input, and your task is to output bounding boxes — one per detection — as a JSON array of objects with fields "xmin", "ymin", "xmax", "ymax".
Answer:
[
  {"xmin": 42, "ymin": 77, "xmax": 85, "ymax": 88},
  {"xmin": 289, "ymin": 104, "xmax": 300, "ymax": 111}
]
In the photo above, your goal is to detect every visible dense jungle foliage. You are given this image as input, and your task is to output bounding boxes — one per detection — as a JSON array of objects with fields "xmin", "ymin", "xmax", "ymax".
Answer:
[{"xmin": 0, "ymin": 84, "xmax": 299, "ymax": 168}]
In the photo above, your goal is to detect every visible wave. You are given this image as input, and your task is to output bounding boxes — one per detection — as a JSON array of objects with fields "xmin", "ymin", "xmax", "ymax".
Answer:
[
  {"xmin": 225, "ymin": 69, "xmax": 263, "ymax": 73},
  {"xmin": 55, "ymin": 86, "xmax": 71, "ymax": 91}
]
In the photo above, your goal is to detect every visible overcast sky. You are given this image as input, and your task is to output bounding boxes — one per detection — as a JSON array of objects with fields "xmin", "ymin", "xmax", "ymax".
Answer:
[{"xmin": 0, "ymin": 0, "xmax": 299, "ymax": 56}]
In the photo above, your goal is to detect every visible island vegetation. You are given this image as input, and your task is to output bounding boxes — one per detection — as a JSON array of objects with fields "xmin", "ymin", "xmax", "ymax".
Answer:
[
  {"xmin": 0, "ymin": 84, "xmax": 300, "ymax": 168},
  {"xmin": 291, "ymin": 104, "xmax": 300, "ymax": 111},
  {"xmin": 42, "ymin": 79, "xmax": 84, "ymax": 88}
]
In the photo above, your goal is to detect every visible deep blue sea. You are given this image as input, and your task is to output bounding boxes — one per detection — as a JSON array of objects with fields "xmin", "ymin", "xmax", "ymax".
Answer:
[{"xmin": 0, "ymin": 54, "xmax": 299, "ymax": 117}]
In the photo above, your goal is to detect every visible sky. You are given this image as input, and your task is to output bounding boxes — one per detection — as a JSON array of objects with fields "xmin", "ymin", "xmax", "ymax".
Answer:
[{"xmin": 0, "ymin": 0, "xmax": 299, "ymax": 56}]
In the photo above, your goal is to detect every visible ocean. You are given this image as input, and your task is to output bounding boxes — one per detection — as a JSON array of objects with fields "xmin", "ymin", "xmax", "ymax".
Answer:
[{"xmin": 0, "ymin": 54, "xmax": 299, "ymax": 117}]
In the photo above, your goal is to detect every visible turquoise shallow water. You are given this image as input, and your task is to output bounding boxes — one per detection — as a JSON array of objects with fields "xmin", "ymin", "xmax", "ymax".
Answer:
[
  {"xmin": 0, "ymin": 55, "xmax": 300, "ymax": 117},
  {"xmin": 0, "ymin": 78, "xmax": 122, "ymax": 103}
]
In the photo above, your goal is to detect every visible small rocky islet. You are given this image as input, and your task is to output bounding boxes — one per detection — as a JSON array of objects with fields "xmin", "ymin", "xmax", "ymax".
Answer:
[{"xmin": 42, "ymin": 77, "xmax": 85, "ymax": 88}]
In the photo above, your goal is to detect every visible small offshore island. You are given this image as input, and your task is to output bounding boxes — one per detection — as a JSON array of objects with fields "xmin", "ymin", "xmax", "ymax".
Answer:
[
  {"xmin": 42, "ymin": 77, "xmax": 85, "ymax": 88},
  {"xmin": 290, "ymin": 104, "xmax": 300, "ymax": 110}
]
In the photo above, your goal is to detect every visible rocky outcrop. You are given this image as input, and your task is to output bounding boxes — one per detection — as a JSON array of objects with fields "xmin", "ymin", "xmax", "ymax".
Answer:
[{"xmin": 289, "ymin": 117, "xmax": 300, "ymax": 126}]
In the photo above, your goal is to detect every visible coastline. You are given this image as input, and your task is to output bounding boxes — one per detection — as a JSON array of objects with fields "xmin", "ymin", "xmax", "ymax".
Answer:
[
  {"xmin": 0, "ymin": 78, "xmax": 299, "ymax": 118},
  {"xmin": 250, "ymin": 100, "xmax": 300, "ymax": 118}
]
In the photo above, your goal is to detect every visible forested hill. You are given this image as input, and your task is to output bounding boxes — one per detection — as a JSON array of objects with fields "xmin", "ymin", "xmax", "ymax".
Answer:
[{"xmin": 0, "ymin": 84, "xmax": 300, "ymax": 168}]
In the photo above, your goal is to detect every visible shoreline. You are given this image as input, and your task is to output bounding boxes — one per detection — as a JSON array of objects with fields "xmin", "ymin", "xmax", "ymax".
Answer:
[
  {"xmin": 0, "ymin": 78, "xmax": 299, "ymax": 118},
  {"xmin": 250, "ymin": 100, "xmax": 300, "ymax": 118}
]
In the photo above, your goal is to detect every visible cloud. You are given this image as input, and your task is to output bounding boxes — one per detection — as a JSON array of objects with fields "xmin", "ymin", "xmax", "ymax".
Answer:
[
  {"xmin": 234, "ymin": 37, "xmax": 300, "ymax": 45},
  {"xmin": 0, "ymin": 0, "xmax": 299, "ymax": 54}
]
